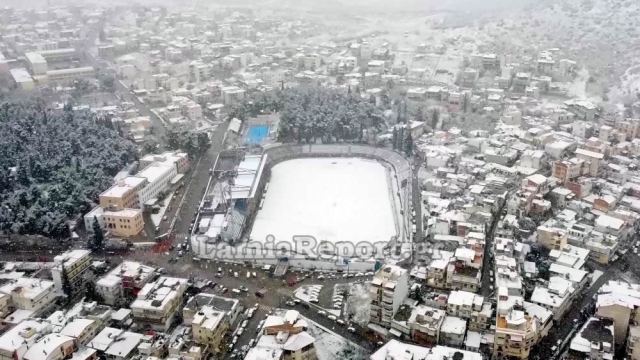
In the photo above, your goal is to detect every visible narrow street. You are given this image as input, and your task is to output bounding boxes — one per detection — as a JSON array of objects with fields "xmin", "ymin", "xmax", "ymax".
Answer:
[
  {"xmin": 479, "ymin": 196, "xmax": 507, "ymax": 297},
  {"xmin": 529, "ymin": 263, "xmax": 621, "ymax": 359}
]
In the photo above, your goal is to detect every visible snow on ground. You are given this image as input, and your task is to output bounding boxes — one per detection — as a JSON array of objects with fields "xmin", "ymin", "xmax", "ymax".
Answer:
[
  {"xmin": 150, "ymin": 191, "xmax": 175, "ymax": 227},
  {"xmin": 345, "ymin": 282, "xmax": 372, "ymax": 326},
  {"xmin": 294, "ymin": 284, "xmax": 323, "ymax": 303},
  {"xmin": 250, "ymin": 158, "xmax": 397, "ymax": 246},
  {"xmin": 295, "ymin": 311, "xmax": 369, "ymax": 360}
]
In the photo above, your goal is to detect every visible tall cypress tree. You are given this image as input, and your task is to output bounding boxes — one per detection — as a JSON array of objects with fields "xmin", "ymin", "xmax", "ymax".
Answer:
[{"xmin": 91, "ymin": 217, "xmax": 104, "ymax": 253}]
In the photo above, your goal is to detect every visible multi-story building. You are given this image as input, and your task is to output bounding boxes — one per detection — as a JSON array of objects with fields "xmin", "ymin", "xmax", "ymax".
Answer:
[
  {"xmin": 59, "ymin": 318, "xmax": 103, "ymax": 346},
  {"xmin": 245, "ymin": 310, "xmax": 317, "ymax": 360},
  {"xmin": 0, "ymin": 278, "xmax": 56, "ymax": 315},
  {"xmin": 530, "ymin": 276, "xmax": 576, "ymax": 321},
  {"xmin": 407, "ymin": 305, "xmax": 445, "ymax": 345},
  {"xmin": 139, "ymin": 151, "xmax": 190, "ymax": 174},
  {"xmin": 24, "ymin": 52, "xmax": 47, "ymax": 75},
  {"xmin": 552, "ymin": 158, "xmax": 586, "ymax": 185},
  {"xmin": 369, "ymin": 265, "xmax": 409, "ymax": 328},
  {"xmin": 130, "ymin": 277, "xmax": 188, "ymax": 331},
  {"xmin": 183, "ymin": 293, "xmax": 241, "ymax": 325},
  {"xmin": 628, "ymin": 325, "xmax": 640, "ymax": 360},
  {"xmin": 447, "ymin": 290, "xmax": 492, "ymax": 331},
  {"xmin": 0, "ymin": 320, "xmax": 49, "ymax": 360},
  {"xmin": 191, "ymin": 305, "xmax": 229, "ymax": 354},
  {"xmin": 99, "ymin": 184, "xmax": 139, "ymax": 211},
  {"xmin": 596, "ymin": 280, "xmax": 640, "ymax": 348},
  {"xmin": 45, "ymin": 67, "xmax": 95, "ymax": 83},
  {"xmin": 135, "ymin": 163, "xmax": 177, "ymax": 208},
  {"xmin": 102, "ymin": 208, "xmax": 144, "ymax": 238},
  {"xmin": 95, "ymin": 261, "xmax": 156, "ymax": 306},
  {"xmin": 439, "ymin": 315, "xmax": 467, "ymax": 347},
  {"xmin": 494, "ymin": 290, "xmax": 539, "ymax": 359},
  {"xmin": 568, "ymin": 317, "xmax": 614, "ymax": 359},
  {"xmin": 536, "ymin": 225, "xmax": 568, "ymax": 251},
  {"xmin": 87, "ymin": 327, "xmax": 143, "ymax": 359},
  {"xmin": 0, "ymin": 293, "xmax": 9, "ymax": 318},
  {"xmin": 22, "ymin": 334, "xmax": 75, "ymax": 360},
  {"xmin": 445, "ymin": 248, "xmax": 482, "ymax": 292},
  {"xmin": 426, "ymin": 250, "xmax": 453, "ymax": 289},
  {"xmin": 51, "ymin": 249, "xmax": 92, "ymax": 299}
]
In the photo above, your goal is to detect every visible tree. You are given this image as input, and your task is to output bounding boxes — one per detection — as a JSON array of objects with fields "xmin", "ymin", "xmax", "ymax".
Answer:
[
  {"xmin": 415, "ymin": 106, "xmax": 425, "ymax": 123},
  {"xmin": 392, "ymin": 127, "xmax": 398, "ymax": 150},
  {"xmin": 91, "ymin": 217, "xmax": 104, "ymax": 253},
  {"xmin": 431, "ymin": 109, "xmax": 440, "ymax": 129},
  {"xmin": 0, "ymin": 100, "xmax": 137, "ymax": 238},
  {"xmin": 60, "ymin": 263, "xmax": 72, "ymax": 301},
  {"xmin": 404, "ymin": 131, "xmax": 414, "ymax": 156},
  {"xmin": 197, "ymin": 132, "xmax": 210, "ymax": 153}
]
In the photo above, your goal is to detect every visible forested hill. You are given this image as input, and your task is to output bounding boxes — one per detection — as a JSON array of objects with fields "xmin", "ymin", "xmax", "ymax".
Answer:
[{"xmin": 0, "ymin": 101, "xmax": 137, "ymax": 238}]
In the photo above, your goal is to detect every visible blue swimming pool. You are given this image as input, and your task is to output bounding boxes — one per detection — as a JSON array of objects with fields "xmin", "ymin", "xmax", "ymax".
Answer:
[{"xmin": 246, "ymin": 125, "xmax": 270, "ymax": 145}]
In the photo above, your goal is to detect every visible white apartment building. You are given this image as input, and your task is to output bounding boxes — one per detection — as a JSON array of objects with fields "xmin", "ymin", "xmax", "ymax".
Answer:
[
  {"xmin": 530, "ymin": 276, "xmax": 576, "ymax": 321},
  {"xmin": 130, "ymin": 277, "xmax": 188, "ymax": 331},
  {"xmin": 51, "ymin": 249, "xmax": 92, "ymax": 299},
  {"xmin": 369, "ymin": 265, "xmax": 409, "ymax": 329},
  {"xmin": 0, "ymin": 278, "xmax": 56, "ymax": 315},
  {"xmin": 59, "ymin": 318, "xmax": 102, "ymax": 346},
  {"xmin": 133, "ymin": 162, "xmax": 177, "ymax": 207},
  {"xmin": 139, "ymin": 151, "xmax": 190, "ymax": 174}
]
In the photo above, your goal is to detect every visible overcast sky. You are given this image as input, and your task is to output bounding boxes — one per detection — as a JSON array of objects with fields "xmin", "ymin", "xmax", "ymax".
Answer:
[{"xmin": 3, "ymin": 0, "xmax": 538, "ymax": 14}]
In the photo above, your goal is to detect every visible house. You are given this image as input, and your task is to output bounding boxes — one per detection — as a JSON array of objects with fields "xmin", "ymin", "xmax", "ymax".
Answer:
[
  {"xmin": 439, "ymin": 316, "xmax": 466, "ymax": 347},
  {"xmin": 23, "ymin": 334, "xmax": 75, "ymax": 360},
  {"xmin": 370, "ymin": 340, "xmax": 482, "ymax": 360},
  {"xmin": 130, "ymin": 277, "xmax": 188, "ymax": 331},
  {"xmin": 95, "ymin": 261, "xmax": 156, "ymax": 306}
]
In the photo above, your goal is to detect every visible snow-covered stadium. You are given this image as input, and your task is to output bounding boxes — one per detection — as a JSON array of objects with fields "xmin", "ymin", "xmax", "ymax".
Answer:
[{"xmin": 192, "ymin": 144, "xmax": 413, "ymax": 271}]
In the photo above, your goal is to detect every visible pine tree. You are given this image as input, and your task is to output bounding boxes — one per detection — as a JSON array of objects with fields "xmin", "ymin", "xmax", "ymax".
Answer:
[
  {"xmin": 91, "ymin": 217, "xmax": 104, "ymax": 253},
  {"xmin": 60, "ymin": 263, "xmax": 72, "ymax": 301},
  {"xmin": 392, "ymin": 127, "xmax": 398, "ymax": 150},
  {"xmin": 431, "ymin": 109, "xmax": 440, "ymax": 130},
  {"xmin": 404, "ymin": 131, "xmax": 414, "ymax": 156},
  {"xmin": 416, "ymin": 106, "xmax": 425, "ymax": 123},
  {"xmin": 397, "ymin": 126, "xmax": 405, "ymax": 151}
]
